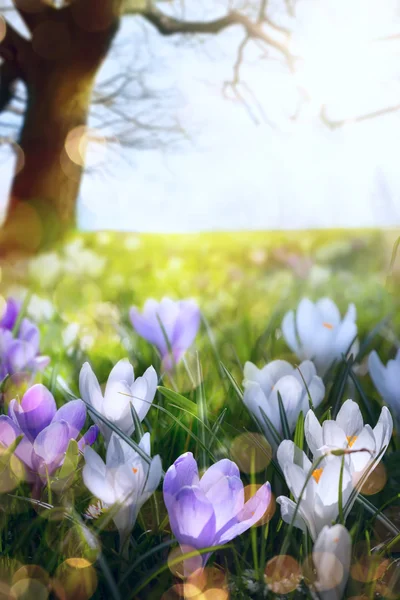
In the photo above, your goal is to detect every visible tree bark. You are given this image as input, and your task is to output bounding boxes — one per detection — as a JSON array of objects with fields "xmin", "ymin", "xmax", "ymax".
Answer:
[{"xmin": 0, "ymin": 2, "xmax": 120, "ymax": 256}]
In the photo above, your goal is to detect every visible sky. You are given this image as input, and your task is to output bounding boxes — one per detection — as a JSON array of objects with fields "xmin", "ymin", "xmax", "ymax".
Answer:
[{"xmin": 1, "ymin": 0, "xmax": 400, "ymax": 232}]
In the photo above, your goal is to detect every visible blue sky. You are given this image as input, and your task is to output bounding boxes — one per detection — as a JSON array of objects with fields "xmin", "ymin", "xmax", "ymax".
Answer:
[{"xmin": 1, "ymin": 0, "xmax": 400, "ymax": 231}]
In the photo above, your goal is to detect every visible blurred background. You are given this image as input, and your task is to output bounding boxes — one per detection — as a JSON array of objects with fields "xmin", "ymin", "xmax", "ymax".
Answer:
[{"xmin": 1, "ymin": 0, "xmax": 400, "ymax": 233}]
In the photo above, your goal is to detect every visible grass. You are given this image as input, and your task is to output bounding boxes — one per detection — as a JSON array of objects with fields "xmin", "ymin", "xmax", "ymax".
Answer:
[{"xmin": 0, "ymin": 227, "xmax": 399, "ymax": 599}]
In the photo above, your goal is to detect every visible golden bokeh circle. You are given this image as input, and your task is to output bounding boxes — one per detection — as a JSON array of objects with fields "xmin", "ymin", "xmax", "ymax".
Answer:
[
  {"xmin": 168, "ymin": 545, "xmax": 203, "ymax": 580},
  {"xmin": 12, "ymin": 565, "xmax": 49, "ymax": 587},
  {"xmin": 64, "ymin": 127, "xmax": 106, "ymax": 168},
  {"xmin": 304, "ymin": 551, "xmax": 344, "ymax": 591},
  {"xmin": 360, "ymin": 462, "xmax": 387, "ymax": 496},
  {"xmin": 9, "ymin": 578, "xmax": 49, "ymax": 600},
  {"xmin": 350, "ymin": 556, "xmax": 390, "ymax": 583},
  {"xmin": 52, "ymin": 560, "xmax": 97, "ymax": 600},
  {"xmin": 265, "ymin": 555, "xmax": 302, "ymax": 594},
  {"xmin": 230, "ymin": 432, "xmax": 272, "ymax": 474}
]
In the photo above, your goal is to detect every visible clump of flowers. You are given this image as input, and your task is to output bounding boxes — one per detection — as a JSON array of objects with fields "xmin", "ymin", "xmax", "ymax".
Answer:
[
  {"xmin": 0, "ymin": 298, "xmax": 50, "ymax": 381},
  {"xmin": 0, "ymin": 384, "xmax": 97, "ymax": 490}
]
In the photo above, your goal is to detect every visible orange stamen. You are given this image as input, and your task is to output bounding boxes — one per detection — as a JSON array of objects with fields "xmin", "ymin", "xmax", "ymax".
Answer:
[
  {"xmin": 323, "ymin": 322, "xmax": 333, "ymax": 330},
  {"xmin": 132, "ymin": 467, "xmax": 138, "ymax": 474},
  {"xmin": 312, "ymin": 468, "xmax": 323, "ymax": 483},
  {"xmin": 347, "ymin": 435, "xmax": 357, "ymax": 448}
]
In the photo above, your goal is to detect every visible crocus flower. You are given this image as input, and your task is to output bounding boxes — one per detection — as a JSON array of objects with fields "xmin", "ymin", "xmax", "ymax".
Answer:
[
  {"xmin": 276, "ymin": 440, "xmax": 353, "ymax": 541},
  {"xmin": 281, "ymin": 298, "xmax": 358, "ymax": 376},
  {"xmin": 163, "ymin": 453, "xmax": 271, "ymax": 567},
  {"xmin": 243, "ymin": 359, "xmax": 324, "ymax": 446},
  {"xmin": 368, "ymin": 350, "xmax": 400, "ymax": 425},
  {"xmin": 82, "ymin": 432, "xmax": 162, "ymax": 548},
  {"xmin": 312, "ymin": 524, "xmax": 351, "ymax": 600},
  {"xmin": 130, "ymin": 297, "xmax": 200, "ymax": 369},
  {"xmin": 0, "ymin": 384, "xmax": 97, "ymax": 483},
  {"xmin": 0, "ymin": 298, "xmax": 50, "ymax": 381},
  {"xmin": 305, "ymin": 399, "xmax": 393, "ymax": 479},
  {"xmin": 79, "ymin": 359, "xmax": 157, "ymax": 444}
]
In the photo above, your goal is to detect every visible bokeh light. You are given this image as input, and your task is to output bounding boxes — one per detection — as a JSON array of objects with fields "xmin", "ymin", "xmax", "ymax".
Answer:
[
  {"xmin": 65, "ymin": 127, "xmax": 107, "ymax": 169},
  {"xmin": 168, "ymin": 545, "xmax": 203, "ymax": 579},
  {"xmin": 265, "ymin": 555, "xmax": 301, "ymax": 594},
  {"xmin": 0, "ymin": 202, "xmax": 42, "ymax": 254},
  {"xmin": 0, "ymin": 445, "xmax": 25, "ymax": 493},
  {"xmin": 230, "ymin": 432, "xmax": 272, "ymax": 474},
  {"xmin": 350, "ymin": 556, "xmax": 389, "ymax": 583},
  {"xmin": 243, "ymin": 485, "xmax": 275, "ymax": 526},
  {"xmin": 9, "ymin": 578, "xmax": 49, "ymax": 600},
  {"xmin": 52, "ymin": 559, "xmax": 97, "ymax": 600},
  {"xmin": 360, "ymin": 462, "xmax": 387, "ymax": 495}
]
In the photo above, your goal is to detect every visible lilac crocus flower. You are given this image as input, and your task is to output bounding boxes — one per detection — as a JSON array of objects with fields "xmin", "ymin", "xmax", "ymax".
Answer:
[
  {"xmin": 0, "ymin": 298, "xmax": 50, "ymax": 381},
  {"xmin": 130, "ymin": 298, "xmax": 200, "ymax": 369},
  {"xmin": 0, "ymin": 384, "xmax": 98, "ymax": 484},
  {"xmin": 163, "ymin": 453, "xmax": 271, "ymax": 567}
]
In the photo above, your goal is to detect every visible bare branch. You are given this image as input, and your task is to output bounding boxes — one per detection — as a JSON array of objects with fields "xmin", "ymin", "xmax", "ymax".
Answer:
[
  {"xmin": 128, "ymin": 5, "xmax": 291, "ymax": 60},
  {"xmin": 320, "ymin": 103, "xmax": 400, "ymax": 129}
]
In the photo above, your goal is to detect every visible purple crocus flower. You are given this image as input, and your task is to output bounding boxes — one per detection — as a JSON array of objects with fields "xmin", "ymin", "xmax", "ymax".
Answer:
[
  {"xmin": 163, "ymin": 453, "xmax": 271, "ymax": 567},
  {"xmin": 0, "ymin": 384, "xmax": 98, "ymax": 484},
  {"xmin": 130, "ymin": 298, "xmax": 200, "ymax": 370},
  {"xmin": 0, "ymin": 298, "xmax": 50, "ymax": 381}
]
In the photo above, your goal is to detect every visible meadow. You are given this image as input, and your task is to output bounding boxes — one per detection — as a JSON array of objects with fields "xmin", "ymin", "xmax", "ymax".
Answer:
[{"xmin": 0, "ymin": 227, "xmax": 399, "ymax": 599}]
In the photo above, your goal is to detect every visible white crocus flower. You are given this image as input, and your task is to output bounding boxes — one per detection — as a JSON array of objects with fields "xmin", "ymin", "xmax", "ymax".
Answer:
[
  {"xmin": 305, "ymin": 399, "xmax": 393, "ymax": 480},
  {"xmin": 368, "ymin": 350, "xmax": 400, "ymax": 425},
  {"xmin": 83, "ymin": 432, "xmax": 162, "ymax": 548},
  {"xmin": 312, "ymin": 525, "xmax": 351, "ymax": 600},
  {"xmin": 243, "ymin": 360, "xmax": 324, "ymax": 445},
  {"xmin": 79, "ymin": 359, "xmax": 157, "ymax": 443},
  {"xmin": 282, "ymin": 298, "xmax": 358, "ymax": 376},
  {"xmin": 276, "ymin": 440, "xmax": 353, "ymax": 541}
]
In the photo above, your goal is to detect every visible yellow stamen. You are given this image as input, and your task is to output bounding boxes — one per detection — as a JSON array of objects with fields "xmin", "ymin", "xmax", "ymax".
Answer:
[
  {"xmin": 323, "ymin": 322, "xmax": 333, "ymax": 330},
  {"xmin": 347, "ymin": 435, "xmax": 357, "ymax": 448},
  {"xmin": 132, "ymin": 467, "xmax": 138, "ymax": 474},
  {"xmin": 312, "ymin": 468, "xmax": 323, "ymax": 483}
]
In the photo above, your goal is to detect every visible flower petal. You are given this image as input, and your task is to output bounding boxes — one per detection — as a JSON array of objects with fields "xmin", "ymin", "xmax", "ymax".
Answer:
[
  {"xmin": 11, "ymin": 384, "xmax": 57, "ymax": 441},
  {"xmin": 304, "ymin": 410, "xmax": 323, "ymax": 455},
  {"xmin": 33, "ymin": 421, "xmax": 70, "ymax": 475},
  {"xmin": 167, "ymin": 485, "xmax": 216, "ymax": 550},
  {"xmin": 105, "ymin": 359, "xmax": 135, "ymax": 396},
  {"xmin": 163, "ymin": 452, "xmax": 200, "ymax": 500},
  {"xmin": 52, "ymin": 400, "xmax": 86, "ymax": 438},
  {"xmin": 336, "ymin": 400, "xmax": 364, "ymax": 436},
  {"xmin": 276, "ymin": 495, "xmax": 308, "ymax": 534}
]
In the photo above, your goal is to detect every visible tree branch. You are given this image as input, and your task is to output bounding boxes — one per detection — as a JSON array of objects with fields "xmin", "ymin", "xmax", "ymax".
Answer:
[
  {"xmin": 128, "ymin": 5, "xmax": 291, "ymax": 60},
  {"xmin": 320, "ymin": 103, "xmax": 400, "ymax": 129}
]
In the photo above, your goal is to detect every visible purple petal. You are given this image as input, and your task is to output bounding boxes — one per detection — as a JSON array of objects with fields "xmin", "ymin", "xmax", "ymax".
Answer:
[
  {"xmin": 0, "ymin": 415, "xmax": 34, "ymax": 470},
  {"xmin": 216, "ymin": 482, "xmax": 271, "ymax": 545},
  {"xmin": 7, "ymin": 340, "xmax": 37, "ymax": 373},
  {"xmin": 78, "ymin": 425, "xmax": 99, "ymax": 450},
  {"xmin": 17, "ymin": 319, "xmax": 39, "ymax": 350},
  {"xmin": 0, "ymin": 298, "xmax": 21, "ymax": 331},
  {"xmin": 171, "ymin": 300, "xmax": 201, "ymax": 355},
  {"xmin": 0, "ymin": 415, "xmax": 22, "ymax": 446},
  {"xmin": 167, "ymin": 485, "xmax": 216, "ymax": 550},
  {"xmin": 163, "ymin": 452, "xmax": 199, "ymax": 500},
  {"xmin": 130, "ymin": 303, "xmax": 168, "ymax": 356},
  {"xmin": 11, "ymin": 384, "xmax": 57, "ymax": 441},
  {"xmin": 200, "ymin": 460, "xmax": 241, "ymax": 493},
  {"xmin": 53, "ymin": 400, "xmax": 86, "ymax": 438},
  {"xmin": 32, "ymin": 421, "xmax": 70, "ymax": 475}
]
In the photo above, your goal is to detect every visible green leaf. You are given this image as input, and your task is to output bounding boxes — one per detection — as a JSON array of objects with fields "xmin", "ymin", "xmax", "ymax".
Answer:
[
  {"xmin": 220, "ymin": 362, "xmax": 244, "ymax": 401},
  {"xmin": 0, "ymin": 435, "xmax": 23, "ymax": 472},
  {"xmin": 58, "ymin": 439, "xmax": 80, "ymax": 480},
  {"xmin": 277, "ymin": 391, "xmax": 291, "ymax": 440},
  {"xmin": 259, "ymin": 406, "xmax": 282, "ymax": 448},
  {"xmin": 157, "ymin": 386, "xmax": 198, "ymax": 416},
  {"xmin": 130, "ymin": 403, "xmax": 144, "ymax": 443},
  {"xmin": 293, "ymin": 411, "xmax": 304, "ymax": 452}
]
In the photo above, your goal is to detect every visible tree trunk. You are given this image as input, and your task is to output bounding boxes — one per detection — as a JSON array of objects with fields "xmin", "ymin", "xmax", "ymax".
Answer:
[{"xmin": 0, "ymin": 3, "xmax": 120, "ymax": 257}]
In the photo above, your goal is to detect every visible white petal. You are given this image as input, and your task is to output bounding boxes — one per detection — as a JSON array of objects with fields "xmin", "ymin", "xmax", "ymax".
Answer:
[
  {"xmin": 277, "ymin": 440, "xmax": 312, "ymax": 472},
  {"xmin": 373, "ymin": 406, "xmax": 393, "ymax": 456},
  {"xmin": 336, "ymin": 399, "xmax": 364, "ymax": 436},
  {"xmin": 270, "ymin": 375, "xmax": 304, "ymax": 433},
  {"xmin": 292, "ymin": 360, "xmax": 317, "ymax": 385},
  {"xmin": 313, "ymin": 524, "xmax": 351, "ymax": 600},
  {"xmin": 350, "ymin": 425, "xmax": 376, "ymax": 473},
  {"xmin": 281, "ymin": 310, "xmax": 301, "ymax": 356},
  {"xmin": 276, "ymin": 496, "xmax": 308, "ymax": 534},
  {"xmin": 296, "ymin": 298, "xmax": 319, "ymax": 358},
  {"xmin": 321, "ymin": 421, "xmax": 348, "ymax": 449},
  {"xmin": 79, "ymin": 363, "xmax": 103, "ymax": 412},
  {"xmin": 305, "ymin": 410, "xmax": 323, "ymax": 455},
  {"xmin": 302, "ymin": 375, "xmax": 325, "ymax": 412},
  {"xmin": 242, "ymin": 381, "xmax": 280, "ymax": 437}
]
